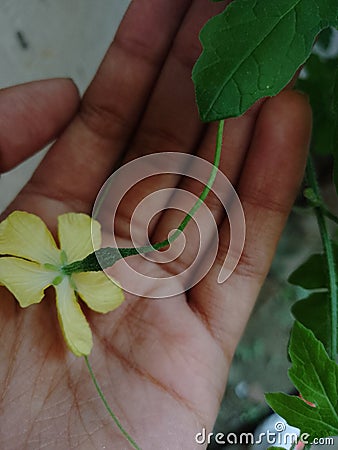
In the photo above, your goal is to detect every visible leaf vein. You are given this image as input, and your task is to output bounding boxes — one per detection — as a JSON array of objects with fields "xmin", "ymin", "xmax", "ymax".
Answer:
[{"xmin": 204, "ymin": 0, "xmax": 304, "ymax": 118}]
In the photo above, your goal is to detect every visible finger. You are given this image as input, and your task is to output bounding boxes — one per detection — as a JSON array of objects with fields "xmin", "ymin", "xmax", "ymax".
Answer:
[
  {"xmin": 112, "ymin": 0, "xmax": 229, "ymax": 241},
  {"xmin": 19, "ymin": 0, "xmax": 194, "ymax": 212},
  {"xmin": 149, "ymin": 74, "xmax": 299, "ymax": 272},
  {"xmin": 149, "ymin": 67, "xmax": 302, "ymax": 249},
  {"xmin": 149, "ymin": 100, "xmax": 263, "ymax": 272},
  {"xmin": 124, "ymin": 0, "xmax": 229, "ymax": 160},
  {"xmin": 189, "ymin": 90, "xmax": 312, "ymax": 359},
  {"xmin": 0, "ymin": 79, "xmax": 79, "ymax": 173},
  {"xmin": 133, "ymin": 60, "xmax": 298, "ymax": 257}
]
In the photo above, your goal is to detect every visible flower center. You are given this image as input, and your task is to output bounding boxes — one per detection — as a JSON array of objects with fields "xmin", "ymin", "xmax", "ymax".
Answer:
[{"xmin": 44, "ymin": 250, "xmax": 74, "ymax": 286}]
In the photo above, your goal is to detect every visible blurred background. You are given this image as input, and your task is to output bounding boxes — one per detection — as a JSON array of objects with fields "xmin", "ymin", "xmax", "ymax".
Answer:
[
  {"xmin": 0, "ymin": 0, "xmax": 129, "ymax": 211},
  {"xmin": 0, "ymin": 2, "xmax": 337, "ymax": 449}
]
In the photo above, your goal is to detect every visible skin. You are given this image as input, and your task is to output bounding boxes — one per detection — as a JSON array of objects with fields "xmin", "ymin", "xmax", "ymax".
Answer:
[{"xmin": 0, "ymin": 1, "xmax": 312, "ymax": 449}]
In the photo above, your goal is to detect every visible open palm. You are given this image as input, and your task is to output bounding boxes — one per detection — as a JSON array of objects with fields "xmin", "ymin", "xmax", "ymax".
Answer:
[{"xmin": 0, "ymin": 1, "xmax": 312, "ymax": 449}]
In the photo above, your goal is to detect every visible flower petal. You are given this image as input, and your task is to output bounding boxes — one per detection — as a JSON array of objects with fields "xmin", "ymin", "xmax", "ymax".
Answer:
[
  {"xmin": 0, "ymin": 257, "xmax": 56, "ymax": 307},
  {"xmin": 72, "ymin": 272, "xmax": 124, "ymax": 313},
  {"xmin": 0, "ymin": 211, "xmax": 60, "ymax": 264},
  {"xmin": 55, "ymin": 278, "xmax": 93, "ymax": 356},
  {"xmin": 58, "ymin": 213, "xmax": 101, "ymax": 263}
]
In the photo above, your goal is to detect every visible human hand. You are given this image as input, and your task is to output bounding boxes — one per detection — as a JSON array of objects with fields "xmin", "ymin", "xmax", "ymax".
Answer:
[{"xmin": 0, "ymin": 1, "xmax": 312, "ymax": 449}]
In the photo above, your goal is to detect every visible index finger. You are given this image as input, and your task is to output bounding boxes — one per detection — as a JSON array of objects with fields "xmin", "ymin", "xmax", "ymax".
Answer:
[{"xmin": 21, "ymin": 0, "xmax": 194, "ymax": 212}]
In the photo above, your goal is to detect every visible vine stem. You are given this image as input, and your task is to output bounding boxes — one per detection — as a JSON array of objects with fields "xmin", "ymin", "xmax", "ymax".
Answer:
[
  {"xmin": 306, "ymin": 156, "xmax": 337, "ymax": 359},
  {"xmin": 84, "ymin": 356, "xmax": 142, "ymax": 450},
  {"xmin": 63, "ymin": 120, "xmax": 225, "ymax": 274},
  {"xmin": 153, "ymin": 118, "xmax": 224, "ymax": 248}
]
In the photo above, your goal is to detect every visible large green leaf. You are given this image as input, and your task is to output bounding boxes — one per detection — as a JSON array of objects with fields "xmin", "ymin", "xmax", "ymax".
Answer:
[
  {"xmin": 193, "ymin": 0, "xmax": 338, "ymax": 122},
  {"xmin": 266, "ymin": 322, "xmax": 338, "ymax": 440}
]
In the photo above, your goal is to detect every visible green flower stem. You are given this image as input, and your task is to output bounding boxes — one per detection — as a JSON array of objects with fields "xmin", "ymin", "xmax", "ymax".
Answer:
[
  {"xmin": 63, "ymin": 120, "xmax": 225, "ymax": 275},
  {"xmin": 84, "ymin": 356, "xmax": 142, "ymax": 450},
  {"xmin": 306, "ymin": 156, "xmax": 337, "ymax": 359}
]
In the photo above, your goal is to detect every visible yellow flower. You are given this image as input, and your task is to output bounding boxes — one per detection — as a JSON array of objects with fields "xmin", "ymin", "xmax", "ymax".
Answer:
[{"xmin": 0, "ymin": 211, "xmax": 124, "ymax": 356}]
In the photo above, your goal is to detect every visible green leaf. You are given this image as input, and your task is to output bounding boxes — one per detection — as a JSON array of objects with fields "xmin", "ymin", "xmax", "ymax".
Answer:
[
  {"xmin": 289, "ymin": 243, "xmax": 338, "ymax": 289},
  {"xmin": 268, "ymin": 448, "xmax": 287, "ymax": 450},
  {"xmin": 266, "ymin": 322, "xmax": 338, "ymax": 440},
  {"xmin": 292, "ymin": 293, "xmax": 332, "ymax": 352},
  {"xmin": 193, "ymin": 0, "xmax": 338, "ymax": 122},
  {"xmin": 266, "ymin": 393, "xmax": 338, "ymax": 439},
  {"xmin": 288, "ymin": 254, "xmax": 327, "ymax": 289},
  {"xmin": 296, "ymin": 54, "xmax": 338, "ymax": 156}
]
